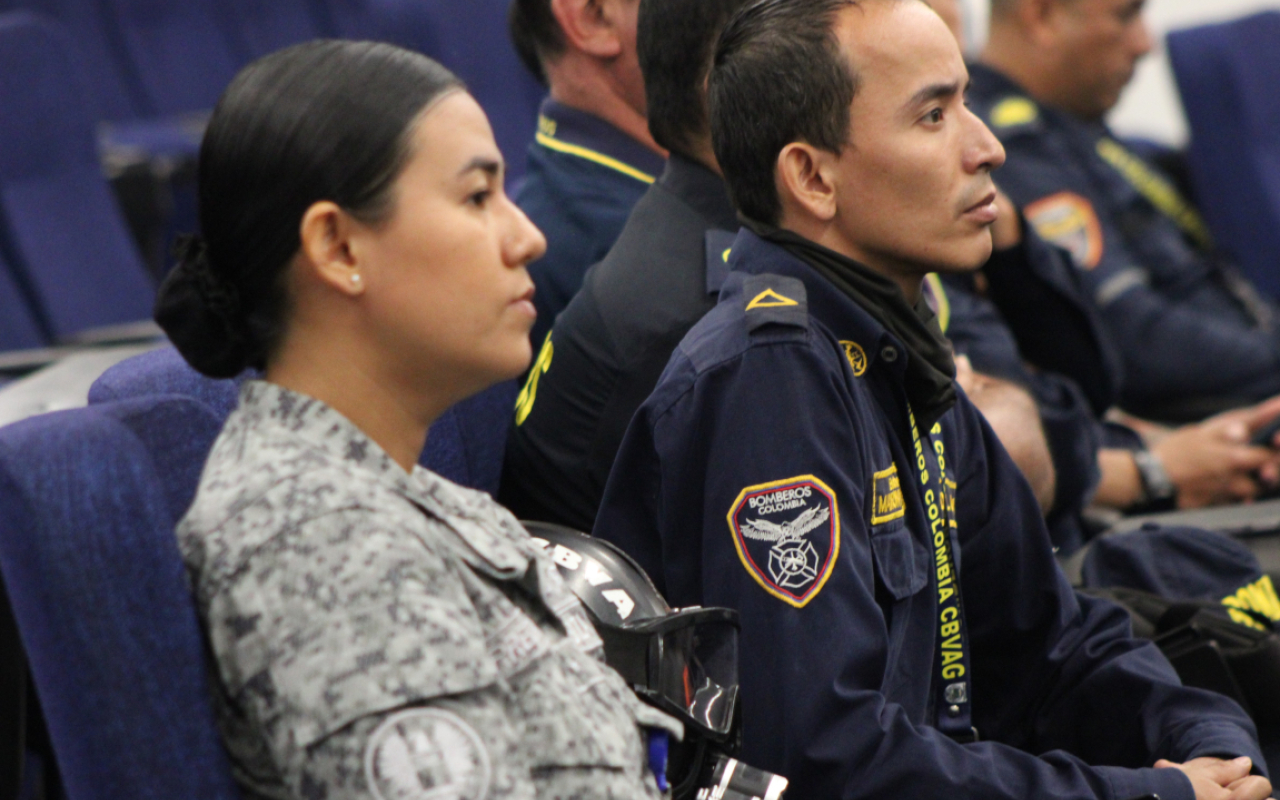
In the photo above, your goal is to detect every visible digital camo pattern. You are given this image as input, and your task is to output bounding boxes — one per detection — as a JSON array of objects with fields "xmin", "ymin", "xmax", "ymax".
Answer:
[{"xmin": 178, "ymin": 381, "xmax": 674, "ymax": 800}]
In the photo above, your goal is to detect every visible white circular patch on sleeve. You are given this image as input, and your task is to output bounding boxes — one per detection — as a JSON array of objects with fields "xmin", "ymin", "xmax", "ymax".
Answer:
[{"xmin": 364, "ymin": 708, "xmax": 492, "ymax": 800}]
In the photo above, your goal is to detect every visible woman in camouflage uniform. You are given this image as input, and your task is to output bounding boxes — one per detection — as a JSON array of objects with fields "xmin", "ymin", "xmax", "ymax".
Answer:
[{"xmin": 155, "ymin": 40, "xmax": 679, "ymax": 800}]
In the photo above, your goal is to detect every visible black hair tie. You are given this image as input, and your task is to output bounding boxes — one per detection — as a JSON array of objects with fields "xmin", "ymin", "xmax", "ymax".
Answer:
[{"xmin": 155, "ymin": 234, "xmax": 255, "ymax": 378}]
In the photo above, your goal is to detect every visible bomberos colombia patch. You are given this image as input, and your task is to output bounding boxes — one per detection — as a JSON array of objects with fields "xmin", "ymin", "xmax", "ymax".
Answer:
[
  {"xmin": 727, "ymin": 475, "xmax": 840, "ymax": 608},
  {"xmin": 365, "ymin": 708, "xmax": 492, "ymax": 800}
]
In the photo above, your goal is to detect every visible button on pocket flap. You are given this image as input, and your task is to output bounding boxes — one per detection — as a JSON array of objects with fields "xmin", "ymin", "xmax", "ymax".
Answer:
[{"xmin": 869, "ymin": 523, "xmax": 929, "ymax": 600}]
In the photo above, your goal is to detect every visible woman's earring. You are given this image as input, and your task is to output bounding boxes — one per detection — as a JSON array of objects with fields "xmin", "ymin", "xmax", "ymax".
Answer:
[{"xmin": 350, "ymin": 273, "xmax": 362, "ymax": 286}]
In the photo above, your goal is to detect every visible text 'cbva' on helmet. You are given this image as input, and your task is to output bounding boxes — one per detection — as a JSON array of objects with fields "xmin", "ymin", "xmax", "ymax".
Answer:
[{"xmin": 523, "ymin": 522, "xmax": 788, "ymax": 800}]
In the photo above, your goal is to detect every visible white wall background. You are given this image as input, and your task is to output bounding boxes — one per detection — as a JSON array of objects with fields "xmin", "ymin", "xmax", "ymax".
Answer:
[{"xmin": 957, "ymin": 0, "xmax": 1280, "ymax": 145}]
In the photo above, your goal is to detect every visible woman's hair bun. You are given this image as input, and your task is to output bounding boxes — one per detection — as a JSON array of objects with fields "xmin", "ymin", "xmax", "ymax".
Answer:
[{"xmin": 154, "ymin": 235, "xmax": 256, "ymax": 378}]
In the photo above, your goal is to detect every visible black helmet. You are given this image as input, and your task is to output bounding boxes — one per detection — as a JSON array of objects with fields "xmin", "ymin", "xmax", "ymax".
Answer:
[
  {"xmin": 524, "ymin": 523, "xmax": 789, "ymax": 800},
  {"xmin": 523, "ymin": 521, "xmax": 741, "ymax": 742}
]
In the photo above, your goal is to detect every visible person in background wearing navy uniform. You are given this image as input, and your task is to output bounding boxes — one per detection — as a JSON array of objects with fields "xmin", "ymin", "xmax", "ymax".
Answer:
[
  {"xmin": 971, "ymin": 0, "xmax": 1280, "ymax": 423},
  {"xmin": 503, "ymin": 0, "xmax": 1055, "ymax": 533},
  {"xmin": 595, "ymin": 0, "xmax": 1272, "ymax": 797},
  {"xmin": 911, "ymin": 0, "xmax": 1280, "ymax": 552},
  {"xmin": 509, "ymin": 0, "xmax": 666, "ymax": 349},
  {"xmin": 940, "ymin": 217, "xmax": 1280, "ymax": 553},
  {"xmin": 501, "ymin": 0, "xmax": 764, "ymax": 530}
]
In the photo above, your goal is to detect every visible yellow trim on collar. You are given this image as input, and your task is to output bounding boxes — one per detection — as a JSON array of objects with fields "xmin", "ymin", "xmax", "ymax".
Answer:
[{"xmin": 534, "ymin": 131, "xmax": 656, "ymax": 184}]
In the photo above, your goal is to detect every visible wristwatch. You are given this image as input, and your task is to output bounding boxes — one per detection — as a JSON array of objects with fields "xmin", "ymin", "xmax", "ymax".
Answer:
[{"xmin": 1132, "ymin": 448, "xmax": 1177, "ymax": 508}]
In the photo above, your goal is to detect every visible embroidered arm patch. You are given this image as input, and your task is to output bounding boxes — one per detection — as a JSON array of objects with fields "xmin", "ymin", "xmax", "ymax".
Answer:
[
  {"xmin": 365, "ymin": 708, "xmax": 492, "ymax": 800},
  {"xmin": 727, "ymin": 476, "xmax": 839, "ymax": 608},
  {"xmin": 1024, "ymin": 192, "xmax": 1104, "ymax": 270},
  {"xmin": 869, "ymin": 464, "xmax": 905, "ymax": 525}
]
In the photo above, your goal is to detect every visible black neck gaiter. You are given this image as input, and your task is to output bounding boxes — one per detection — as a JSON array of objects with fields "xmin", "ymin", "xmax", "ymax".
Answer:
[{"xmin": 748, "ymin": 221, "xmax": 957, "ymax": 428}]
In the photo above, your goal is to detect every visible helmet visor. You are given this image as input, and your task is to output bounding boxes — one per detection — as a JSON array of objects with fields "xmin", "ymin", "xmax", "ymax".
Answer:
[{"xmin": 649, "ymin": 611, "xmax": 739, "ymax": 737}]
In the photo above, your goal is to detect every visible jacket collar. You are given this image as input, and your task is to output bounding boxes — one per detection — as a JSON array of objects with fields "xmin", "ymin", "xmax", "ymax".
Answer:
[
  {"xmin": 236, "ymin": 381, "xmax": 530, "ymax": 578},
  {"xmin": 725, "ymin": 229, "xmax": 912, "ymax": 382},
  {"xmin": 659, "ymin": 153, "xmax": 738, "ymax": 231},
  {"xmin": 535, "ymin": 98, "xmax": 666, "ymax": 183}
]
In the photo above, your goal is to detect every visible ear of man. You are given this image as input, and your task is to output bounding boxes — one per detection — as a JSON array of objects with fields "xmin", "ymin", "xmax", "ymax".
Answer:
[
  {"xmin": 298, "ymin": 201, "xmax": 364, "ymax": 298},
  {"xmin": 550, "ymin": 0, "xmax": 627, "ymax": 59},
  {"xmin": 776, "ymin": 142, "xmax": 840, "ymax": 226}
]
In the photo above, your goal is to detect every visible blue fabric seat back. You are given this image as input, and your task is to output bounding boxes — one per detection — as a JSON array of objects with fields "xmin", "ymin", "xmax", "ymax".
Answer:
[
  {"xmin": 414, "ymin": 0, "xmax": 543, "ymax": 185},
  {"xmin": 0, "ymin": 397, "xmax": 242, "ymax": 799},
  {"xmin": 88, "ymin": 346, "xmax": 248, "ymax": 419},
  {"xmin": 218, "ymin": 0, "xmax": 327, "ymax": 62},
  {"xmin": 99, "ymin": 0, "xmax": 242, "ymax": 115},
  {"xmin": 310, "ymin": 0, "xmax": 417, "ymax": 44},
  {"xmin": 90, "ymin": 346, "xmax": 519, "ymax": 495},
  {"xmin": 0, "ymin": 247, "xmax": 45, "ymax": 351},
  {"xmin": 1169, "ymin": 11, "xmax": 1280, "ymax": 299},
  {"xmin": 310, "ymin": 0, "xmax": 542, "ymax": 185},
  {"xmin": 0, "ymin": 12, "xmax": 155, "ymax": 339},
  {"xmin": 1, "ymin": 0, "xmax": 146, "ymax": 120}
]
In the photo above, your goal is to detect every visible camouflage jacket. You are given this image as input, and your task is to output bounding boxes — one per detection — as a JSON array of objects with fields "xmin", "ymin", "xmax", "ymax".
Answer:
[{"xmin": 178, "ymin": 381, "xmax": 676, "ymax": 800}]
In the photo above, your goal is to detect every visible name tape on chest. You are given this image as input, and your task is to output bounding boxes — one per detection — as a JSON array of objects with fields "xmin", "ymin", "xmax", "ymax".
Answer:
[
  {"xmin": 1024, "ymin": 192, "xmax": 1104, "ymax": 270},
  {"xmin": 870, "ymin": 464, "xmax": 905, "ymax": 525},
  {"xmin": 365, "ymin": 708, "xmax": 492, "ymax": 800},
  {"xmin": 727, "ymin": 475, "xmax": 839, "ymax": 608}
]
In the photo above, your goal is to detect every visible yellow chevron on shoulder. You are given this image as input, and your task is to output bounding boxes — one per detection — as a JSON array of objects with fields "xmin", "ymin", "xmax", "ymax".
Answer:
[
  {"xmin": 990, "ymin": 96, "xmax": 1039, "ymax": 129},
  {"xmin": 746, "ymin": 288, "xmax": 800, "ymax": 311}
]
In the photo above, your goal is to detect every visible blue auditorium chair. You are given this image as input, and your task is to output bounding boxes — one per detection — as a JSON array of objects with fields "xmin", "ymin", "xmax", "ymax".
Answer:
[
  {"xmin": 0, "ymin": 397, "xmax": 243, "ymax": 800},
  {"xmin": 312, "ymin": 0, "xmax": 542, "ymax": 186},
  {"xmin": 216, "ymin": 0, "xmax": 327, "ymax": 64},
  {"xmin": 0, "ymin": 13, "xmax": 155, "ymax": 341},
  {"xmin": 0, "ymin": 0, "xmax": 144, "ymax": 123},
  {"xmin": 0, "ymin": 250, "xmax": 46, "ymax": 353},
  {"xmin": 89, "ymin": 346, "xmax": 519, "ymax": 496},
  {"xmin": 98, "ymin": 0, "xmax": 242, "ymax": 117},
  {"xmin": 415, "ymin": 0, "xmax": 543, "ymax": 185},
  {"xmin": 0, "ymin": 0, "xmax": 204, "ymax": 162},
  {"xmin": 1168, "ymin": 11, "xmax": 1280, "ymax": 299}
]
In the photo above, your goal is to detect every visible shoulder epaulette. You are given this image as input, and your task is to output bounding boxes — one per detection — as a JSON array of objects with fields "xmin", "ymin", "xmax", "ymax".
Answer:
[
  {"xmin": 985, "ymin": 95, "xmax": 1042, "ymax": 137},
  {"xmin": 742, "ymin": 273, "xmax": 807, "ymax": 333}
]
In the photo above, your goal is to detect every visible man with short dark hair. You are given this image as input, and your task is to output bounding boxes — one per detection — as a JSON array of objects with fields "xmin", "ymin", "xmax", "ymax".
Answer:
[
  {"xmin": 594, "ymin": 1, "xmax": 1271, "ymax": 797},
  {"xmin": 500, "ymin": 0, "xmax": 752, "ymax": 529},
  {"xmin": 971, "ymin": 0, "xmax": 1280, "ymax": 422},
  {"xmin": 508, "ymin": 0, "xmax": 665, "ymax": 349}
]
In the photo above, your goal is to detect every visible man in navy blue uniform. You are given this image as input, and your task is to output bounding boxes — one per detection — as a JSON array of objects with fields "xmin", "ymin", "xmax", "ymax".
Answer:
[
  {"xmin": 500, "ymin": 0, "xmax": 808, "ymax": 530},
  {"xmin": 509, "ymin": 0, "xmax": 666, "ymax": 348},
  {"xmin": 970, "ymin": 0, "xmax": 1280, "ymax": 423},
  {"xmin": 911, "ymin": 0, "xmax": 1280, "ymax": 551},
  {"xmin": 593, "ymin": 0, "xmax": 1272, "ymax": 797}
]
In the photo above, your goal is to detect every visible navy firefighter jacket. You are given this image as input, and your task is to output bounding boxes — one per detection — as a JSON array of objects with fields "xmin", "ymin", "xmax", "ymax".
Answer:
[
  {"xmin": 515, "ymin": 99, "xmax": 666, "ymax": 351},
  {"xmin": 593, "ymin": 229, "xmax": 1262, "ymax": 800},
  {"xmin": 968, "ymin": 62, "xmax": 1280, "ymax": 421}
]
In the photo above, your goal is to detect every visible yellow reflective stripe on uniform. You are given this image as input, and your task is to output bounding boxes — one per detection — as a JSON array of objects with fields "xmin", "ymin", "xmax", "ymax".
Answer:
[
  {"xmin": 924, "ymin": 274, "xmax": 950, "ymax": 334},
  {"xmin": 534, "ymin": 132, "xmax": 657, "ymax": 185},
  {"xmin": 1222, "ymin": 574, "xmax": 1280, "ymax": 630},
  {"xmin": 515, "ymin": 332, "xmax": 553, "ymax": 425},
  {"xmin": 1095, "ymin": 137, "xmax": 1213, "ymax": 250}
]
